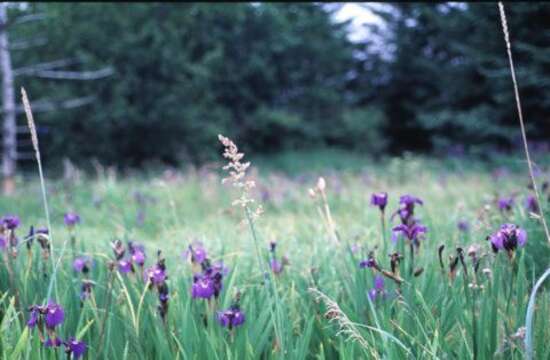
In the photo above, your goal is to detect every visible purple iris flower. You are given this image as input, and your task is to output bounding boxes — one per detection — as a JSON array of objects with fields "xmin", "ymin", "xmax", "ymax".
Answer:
[
  {"xmin": 368, "ymin": 275, "xmax": 386, "ymax": 301},
  {"xmin": 217, "ymin": 306, "xmax": 245, "ymax": 329},
  {"xmin": 128, "ymin": 241, "xmax": 146, "ymax": 267},
  {"xmin": 457, "ymin": 220, "xmax": 469, "ymax": 233},
  {"xmin": 489, "ymin": 223, "xmax": 527, "ymax": 253},
  {"xmin": 64, "ymin": 337, "xmax": 87, "ymax": 359},
  {"xmin": 525, "ymin": 195, "xmax": 539, "ymax": 213},
  {"xmin": 2, "ymin": 215, "xmax": 20, "ymax": 230},
  {"xmin": 359, "ymin": 257, "xmax": 377, "ymax": 269},
  {"xmin": 36, "ymin": 227, "xmax": 49, "ymax": 235},
  {"xmin": 27, "ymin": 307, "xmax": 39, "ymax": 328},
  {"xmin": 392, "ymin": 195, "xmax": 423, "ymax": 225},
  {"xmin": 211, "ymin": 260, "xmax": 230, "ymax": 276},
  {"xmin": 144, "ymin": 265, "xmax": 166, "ymax": 285},
  {"xmin": 371, "ymin": 192, "xmax": 388, "ymax": 212},
  {"xmin": 80, "ymin": 280, "xmax": 94, "ymax": 301},
  {"xmin": 191, "ymin": 274, "xmax": 215, "ymax": 299},
  {"xmin": 44, "ymin": 302, "xmax": 65, "ymax": 329},
  {"xmin": 159, "ymin": 292, "xmax": 169, "ymax": 302},
  {"xmin": 399, "ymin": 195, "xmax": 423, "ymax": 208},
  {"xmin": 392, "ymin": 223, "xmax": 428, "ymax": 244},
  {"xmin": 182, "ymin": 242, "xmax": 207, "ymax": 264},
  {"xmin": 498, "ymin": 197, "xmax": 514, "ymax": 213},
  {"xmin": 271, "ymin": 259, "xmax": 283, "ymax": 274},
  {"xmin": 118, "ymin": 260, "xmax": 133, "ymax": 274},
  {"xmin": 45, "ymin": 337, "xmax": 62, "ymax": 348},
  {"xmin": 191, "ymin": 257, "xmax": 227, "ymax": 299},
  {"xmin": 64, "ymin": 212, "xmax": 80, "ymax": 227},
  {"xmin": 73, "ymin": 257, "xmax": 92, "ymax": 273},
  {"xmin": 132, "ymin": 250, "xmax": 145, "ymax": 267},
  {"xmin": 0, "ymin": 235, "xmax": 5, "ymax": 250}
]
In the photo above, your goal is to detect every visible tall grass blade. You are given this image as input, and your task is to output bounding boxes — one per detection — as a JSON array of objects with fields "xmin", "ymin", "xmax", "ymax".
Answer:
[{"xmin": 525, "ymin": 267, "xmax": 550, "ymax": 360}]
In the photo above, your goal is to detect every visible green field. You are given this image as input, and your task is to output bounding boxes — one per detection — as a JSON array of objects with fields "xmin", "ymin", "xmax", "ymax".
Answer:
[{"xmin": 0, "ymin": 149, "xmax": 549, "ymax": 359}]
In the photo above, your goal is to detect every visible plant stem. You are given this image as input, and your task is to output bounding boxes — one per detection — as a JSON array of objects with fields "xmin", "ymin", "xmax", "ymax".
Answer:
[{"xmin": 245, "ymin": 207, "xmax": 285, "ymax": 355}]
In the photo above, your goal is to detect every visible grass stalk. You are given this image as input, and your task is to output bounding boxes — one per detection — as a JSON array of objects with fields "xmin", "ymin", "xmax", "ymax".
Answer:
[
  {"xmin": 497, "ymin": 2, "xmax": 550, "ymax": 245},
  {"xmin": 21, "ymin": 88, "xmax": 58, "ymax": 302}
]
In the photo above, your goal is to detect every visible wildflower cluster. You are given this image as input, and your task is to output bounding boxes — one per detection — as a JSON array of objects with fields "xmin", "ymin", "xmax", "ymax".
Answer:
[
  {"xmin": 27, "ymin": 302, "xmax": 87, "ymax": 357},
  {"xmin": 391, "ymin": 195, "xmax": 427, "ymax": 248},
  {"xmin": 110, "ymin": 239, "xmax": 146, "ymax": 274},
  {"xmin": 191, "ymin": 258, "xmax": 228, "ymax": 300}
]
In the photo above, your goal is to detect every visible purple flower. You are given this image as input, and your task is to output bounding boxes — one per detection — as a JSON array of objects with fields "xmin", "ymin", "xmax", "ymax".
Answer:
[
  {"xmin": 73, "ymin": 257, "xmax": 92, "ymax": 273},
  {"xmin": 64, "ymin": 212, "xmax": 80, "ymax": 227},
  {"xmin": 392, "ymin": 223, "xmax": 428, "ymax": 244},
  {"xmin": 489, "ymin": 223, "xmax": 527, "ymax": 253},
  {"xmin": 211, "ymin": 260, "xmax": 230, "ymax": 276},
  {"xmin": 111, "ymin": 240, "xmax": 126, "ymax": 260},
  {"xmin": 0, "ymin": 236, "xmax": 5, "ymax": 250},
  {"xmin": 132, "ymin": 250, "xmax": 145, "ymax": 267},
  {"xmin": 392, "ymin": 195, "xmax": 423, "ymax": 225},
  {"xmin": 498, "ymin": 197, "xmax": 514, "ymax": 213},
  {"xmin": 525, "ymin": 195, "xmax": 539, "ymax": 213},
  {"xmin": 64, "ymin": 337, "xmax": 87, "ymax": 359},
  {"xmin": 368, "ymin": 275, "xmax": 386, "ymax": 301},
  {"xmin": 27, "ymin": 307, "xmax": 39, "ymax": 328},
  {"xmin": 371, "ymin": 192, "xmax": 388, "ymax": 212},
  {"xmin": 118, "ymin": 260, "xmax": 133, "ymax": 274},
  {"xmin": 159, "ymin": 292, "xmax": 169, "ymax": 302},
  {"xmin": 2, "ymin": 215, "xmax": 20, "ymax": 230},
  {"xmin": 44, "ymin": 302, "xmax": 65, "ymax": 329},
  {"xmin": 217, "ymin": 306, "xmax": 245, "ymax": 329},
  {"xmin": 36, "ymin": 227, "xmax": 49, "ymax": 235},
  {"xmin": 182, "ymin": 242, "xmax": 207, "ymax": 264},
  {"xmin": 271, "ymin": 259, "xmax": 283, "ymax": 274},
  {"xmin": 359, "ymin": 258, "xmax": 377, "ymax": 268},
  {"xmin": 457, "ymin": 220, "xmax": 469, "ymax": 233},
  {"xmin": 399, "ymin": 195, "xmax": 423, "ymax": 208},
  {"xmin": 144, "ymin": 265, "xmax": 166, "ymax": 285},
  {"xmin": 128, "ymin": 241, "xmax": 146, "ymax": 267},
  {"xmin": 80, "ymin": 280, "xmax": 94, "ymax": 301},
  {"xmin": 191, "ymin": 274, "xmax": 215, "ymax": 299},
  {"xmin": 45, "ymin": 337, "xmax": 62, "ymax": 348}
]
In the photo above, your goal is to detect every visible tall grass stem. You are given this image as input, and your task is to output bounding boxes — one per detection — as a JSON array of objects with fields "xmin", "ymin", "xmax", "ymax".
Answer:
[
  {"xmin": 21, "ymin": 88, "xmax": 58, "ymax": 301},
  {"xmin": 497, "ymin": 2, "xmax": 550, "ymax": 245}
]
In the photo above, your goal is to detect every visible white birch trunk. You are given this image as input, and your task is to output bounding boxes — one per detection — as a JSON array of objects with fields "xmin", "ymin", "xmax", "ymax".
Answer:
[{"xmin": 0, "ymin": 4, "xmax": 16, "ymax": 195}]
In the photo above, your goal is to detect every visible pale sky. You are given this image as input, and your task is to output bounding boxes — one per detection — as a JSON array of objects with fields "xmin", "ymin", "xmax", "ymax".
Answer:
[{"xmin": 332, "ymin": 3, "xmax": 386, "ymax": 42}]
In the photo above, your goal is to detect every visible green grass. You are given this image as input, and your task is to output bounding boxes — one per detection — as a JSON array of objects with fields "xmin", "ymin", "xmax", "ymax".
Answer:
[{"xmin": 0, "ymin": 151, "xmax": 549, "ymax": 359}]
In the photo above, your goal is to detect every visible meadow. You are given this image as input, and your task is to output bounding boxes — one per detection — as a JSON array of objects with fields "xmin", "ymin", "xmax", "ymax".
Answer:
[{"xmin": 0, "ymin": 145, "xmax": 549, "ymax": 359}]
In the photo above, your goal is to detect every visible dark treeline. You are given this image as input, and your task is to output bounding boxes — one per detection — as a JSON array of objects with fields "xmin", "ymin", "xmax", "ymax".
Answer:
[{"xmin": 7, "ymin": 3, "xmax": 550, "ymax": 168}]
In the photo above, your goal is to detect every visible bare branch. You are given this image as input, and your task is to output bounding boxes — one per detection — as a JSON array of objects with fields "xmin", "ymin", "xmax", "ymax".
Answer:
[
  {"xmin": 13, "ymin": 58, "xmax": 77, "ymax": 76},
  {"xmin": 14, "ymin": 96, "xmax": 96, "ymax": 113},
  {"xmin": 0, "ymin": 96, "xmax": 95, "ymax": 115},
  {"xmin": 29, "ymin": 67, "xmax": 114, "ymax": 80},
  {"xmin": 9, "ymin": 36, "xmax": 48, "ymax": 50},
  {"xmin": 10, "ymin": 13, "xmax": 48, "ymax": 27}
]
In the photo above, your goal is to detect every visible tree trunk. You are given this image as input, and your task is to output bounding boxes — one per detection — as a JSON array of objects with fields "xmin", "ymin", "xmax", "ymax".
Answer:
[{"xmin": 0, "ymin": 4, "xmax": 16, "ymax": 195}]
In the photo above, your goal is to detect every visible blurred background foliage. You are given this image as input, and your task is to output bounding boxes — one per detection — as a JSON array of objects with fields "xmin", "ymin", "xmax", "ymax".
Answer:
[{"xmin": 6, "ymin": 2, "xmax": 550, "ymax": 169}]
